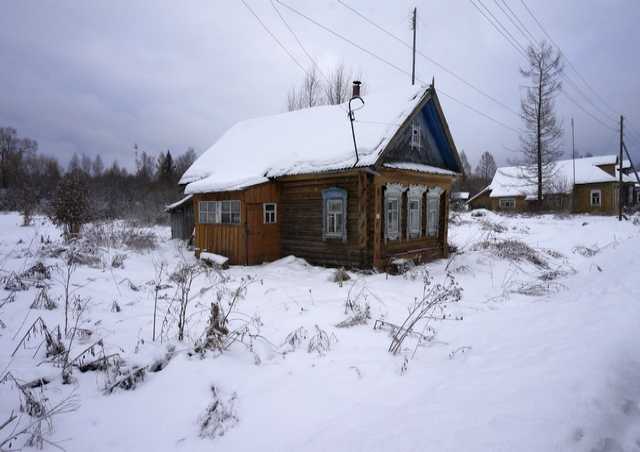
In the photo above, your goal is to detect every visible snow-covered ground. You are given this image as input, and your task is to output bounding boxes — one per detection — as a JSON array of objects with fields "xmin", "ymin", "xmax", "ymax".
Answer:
[{"xmin": 1, "ymin": 211, "xmax": 639, "ymax": 452}]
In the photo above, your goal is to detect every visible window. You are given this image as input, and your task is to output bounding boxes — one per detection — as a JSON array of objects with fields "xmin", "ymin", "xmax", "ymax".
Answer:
[
  {"xmin": 385, "ymin": 196, "xmax": 400, "ymax": 240},
  {"xmin": 263, "ymin": 203, "xmax": 277, "ymax": 224},
  {"xmin": 407, "ymin": 197, "xmax": 421, "ymax": 239},
  {"xmin": 427, "ymin": 190, "xmax": 441, "ymax": 237},
  {"xmin": 590, "ymin": 189, "xmax": 601, "ymax": 207},
  {"xmin": 326, "ymin": 199, "xmax": 344, "ymax": 237},
  {"xmin": 198, "ymin": 200, "xmax": 240, "ymax": 224},
  {"xmin": 322, "ymin": 187, "xmax": 347, "ymax": 241},
  {"xmin": 221, "ymin": 200, "xmax": 241, "ymax": 224},
  {"xmin": 199, "ymin": 201, "xmax": 220, "ymax": 224},
  {"xmin": 410, "ymin": 120, "xmax": 421, "ymax": 150},
  {"xmin": 499, "ymin": 198, "xmax": 516, "ymax": 209}
]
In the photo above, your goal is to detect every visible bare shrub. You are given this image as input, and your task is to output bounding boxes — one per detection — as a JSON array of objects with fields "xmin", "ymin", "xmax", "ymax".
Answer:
[
  {"xmin": 170, "ymin": 262, "xmax": 201, "ymax": 342},
  {"xmin": 21, "ymin": 262, "xmax": 52, "ymax": 286},
  {"xmin": 388, "ymin": 271, "xmax": 462, "ymax": 355},
  {"xmin": 30, "ymin": 288, "xmax": 58, "ymax": 310},
  {"xmin": 509, "ymin": 280, "xmax": 565, "ymax": 297},
  {"xmin": 337, "ymin": 282, "xmax": 370, "ymax": 328},
  {"xmin": 479, "ymin": 219, "xmax": 507, "ymax": 233},
  {"xmin": 82, "ymin": 222, "xmax": 157, "ymax": 252},
  {"xmin": 476, "ymin": 239, "xmax": 548, "ymax": 268},
  {"xmin": 307, "ymin": 325, "xmax": 337, "ymax": 355},
  {"xmin": 111, "ymin": 253, "xmax": 127, "ymax": 268},
  {"xmin": 331, "ymin": 267, "xmax": 350, "ymax": 286},
  {"xmin": 572, "ymin": 245, "xmax": 599, "ymax": 257},
  {"xmin": 281, "ymin": 326, "xmax": 308, "ymax": 353},
  {"xmin": 199, "ymin": 386, "xmax": 239, "ymax": 439},
  {"xmin": 3, "ymin": 272, "xmax": 28, "ymax": 291},
  {"xmin": 0, "ymin": 373, "xmax": 78, "ymax": 451},
  {"xmin": 11, "ymin": 317, "xmax": 65, "ymax": 360}
]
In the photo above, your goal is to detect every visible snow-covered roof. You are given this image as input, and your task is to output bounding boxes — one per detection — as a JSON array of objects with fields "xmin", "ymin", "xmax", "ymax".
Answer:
[
  {"xmin": 165, "ymin": 195, "xmax": 193, "ymax": 211},
  {"xmin": 181, "ymin": 85, "xmax": 432, "ymax": 194},
  {"xmin": 383, "ymin": 162, "xmax": 459, "ymax": 176},
  {"xmin": 473, "ymin": 155, "xmax": 636, "ymax": 200},
  {"xmin": 452, "ymin": 192, "xmax": 470, "ymax": 200}
]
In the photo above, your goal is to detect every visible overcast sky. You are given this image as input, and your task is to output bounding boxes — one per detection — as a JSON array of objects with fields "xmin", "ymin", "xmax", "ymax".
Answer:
[{"xmin": 1, "ymin": 0, "xmax": 639, "ymax": 171}]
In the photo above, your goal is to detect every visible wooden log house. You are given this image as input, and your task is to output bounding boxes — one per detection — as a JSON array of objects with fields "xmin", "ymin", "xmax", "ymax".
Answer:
[
  {"xmin": 179, "ymin": 83, "xmax": 463, "ymax": 269},
  {"xmin": 468, "ymin": 155, "xmax": 639, "ymax": 214}
]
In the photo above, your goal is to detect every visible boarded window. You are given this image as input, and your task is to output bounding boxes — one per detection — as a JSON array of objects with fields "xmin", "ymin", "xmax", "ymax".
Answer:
[
  {"xmin": 427, "ymin": 195, "xmax": 440, "ymax": 237},
  {"xmin": 321, "ymin": 187, "xmax": 347, "ymax": 241},
  {"xmin": 590, "ymin": 190, "xmax": 601, "ymax": 207},
  {"xmin": 263, "ymin": 203, "xmax": 277, "ymax": 224},
  {"xmin": 407, "ymin": 197, "xmax": 421, "ymax": 239},
  {"xmin": 499, "ymin": 198, "xmax": 516, "ymax": 209}
]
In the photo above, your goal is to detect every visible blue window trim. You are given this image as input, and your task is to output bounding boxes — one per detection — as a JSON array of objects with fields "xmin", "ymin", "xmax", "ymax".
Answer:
[{"xmin": 321, "ymin": 187, "xmax": 348, "ymax": 241}]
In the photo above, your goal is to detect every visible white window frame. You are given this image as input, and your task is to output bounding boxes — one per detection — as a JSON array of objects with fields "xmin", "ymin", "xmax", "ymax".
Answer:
[
  {"xmin": 385, "ymin": 196, "xmax": 401, "ymax": 240},
  {"xmin": 426, "ymin": 187, "xmax": 443, "ymax": 238},
  {"xmin": 384, "ymin": 184, "xmax": 406, "ymax": 241},
  {"xmin": 263, "ymin": 203, "xmax": 277, "ymax": 224},
  {"xmin": 407, "ymin": 197, "xmax": 421, "ymax": 239},
  {"xmin": 325, "ymin": 198, "xmax": 344, "ymax": 238},
  {"xmin": 410, "ymin": 120, "xmax": 422, "ymax": 150},
  {"xmin": 590, "ymin": 189, "xmax": 602, "ymax": 207},
  {"xmin": 499, "ymin": 198, "xmax": 516, "ymax": 209},
  {"xmin": 406, "ymin": 185, "xmax": 426, "ymax": 240},
  {"xmin": 199, "ymin": 200, "xmax": 240, "ymax": 224},
  {"xmin": 199, "ymin": 201, "xmax": 220, "ymax": 224},
  {"xmin": 321, "ymin": 187, "xmax": 347, "ymax": 241}
]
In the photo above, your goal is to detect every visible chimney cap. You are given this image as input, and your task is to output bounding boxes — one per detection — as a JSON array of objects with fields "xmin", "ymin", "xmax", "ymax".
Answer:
[{"xmin": 351, "ymin": 80, "xmax": 362, "ymax": 98}]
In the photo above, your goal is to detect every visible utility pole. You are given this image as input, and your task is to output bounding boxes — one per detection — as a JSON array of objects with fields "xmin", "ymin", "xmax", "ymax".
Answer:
[
  {"xmin": 411, "ymin": 7, "xmax": 416, "ymax": 86},
  {"xmin": 571, "ymin": 117, "xmax": 576, "ymax": 200},
  {"xmin": 619, "ymin": 115, "xmax": 624, "ymax": 221}
]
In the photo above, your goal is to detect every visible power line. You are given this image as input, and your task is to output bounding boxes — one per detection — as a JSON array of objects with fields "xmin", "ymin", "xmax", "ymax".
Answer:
[
  {"xmin": 270, "ymin": 0, "xmax": 328, "ymax": 82},
  {"xmin": 496, "ymin": 0, "xmax": 538, "ymax": 44},
  {"xmin": 336, "ymin": 0, "xmax": 521, "ymax": 118},
  {"xmin": 467, "ymin": 0, "xmax": 527, "ymax": 58},
  {"xmin": 469, "ymin": 0, "xmax": 620, "ymax": 134},
  {"xmin": 239, "ymin": 0, "xmax": 307, "ymax": 75},
  {"xmin": 518, "ymin": 0, "xmax": 619, "ymax": 118},
  {"xmin": 275, "ymin": 0, "xmax": 521, "ymax": 134}
]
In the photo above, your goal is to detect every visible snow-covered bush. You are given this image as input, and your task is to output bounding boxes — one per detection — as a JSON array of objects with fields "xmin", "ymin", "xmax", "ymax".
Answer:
[
  {"xmin": 476, "ymin": 239, "xmax": 548, "ymax": 268},
  {"xmin": 331, "ymin": 267, "xmax": 350, "ymax": 286},
  {"xmin": 49, "ymin": 170, "xmax": 92, "ymax": 239},
  {"xmin": 281, "ymin": 326, "xmax": 308, "ymax": 353},
  {"xmin": 307, "ymin": 325, "xmax": 337, "ymax": 355},
  {"xmin": 82, "ymin": 222, "xmax": 157, "ymax": 252}
]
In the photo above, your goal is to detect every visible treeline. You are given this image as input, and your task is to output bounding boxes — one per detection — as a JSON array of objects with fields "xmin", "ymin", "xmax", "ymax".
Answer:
[{"xmin": 0, "ymin": 126, "xmax": 196, "ymax": 225}]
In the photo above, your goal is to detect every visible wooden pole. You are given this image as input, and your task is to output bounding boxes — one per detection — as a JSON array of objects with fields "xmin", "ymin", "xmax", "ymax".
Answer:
[
  {"xmin": 411, "ymin": 8, "xmax": 416, "ymax": 86},
  {"xmin": 571, "ymin": 117, "xmax": 575, "ymax": 211},
  {"xmin": 619, "ymin": 115, "xmax": 623, "ymax": 221}
]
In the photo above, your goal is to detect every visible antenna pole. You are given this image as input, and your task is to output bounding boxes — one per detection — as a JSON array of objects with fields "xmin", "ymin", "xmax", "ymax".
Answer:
[{"xmin": 411, "ymin": 8, "xmax": 416, "ymax": 86}]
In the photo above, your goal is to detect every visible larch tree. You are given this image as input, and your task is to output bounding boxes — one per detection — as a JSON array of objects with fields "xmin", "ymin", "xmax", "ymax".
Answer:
[
  {"xmin": 519, "ymin": 41, "xmax": 564, "ymax": 202},
  {"xmin": 476, "ymin": 151, "xmax": 497, "ymax": 185}
]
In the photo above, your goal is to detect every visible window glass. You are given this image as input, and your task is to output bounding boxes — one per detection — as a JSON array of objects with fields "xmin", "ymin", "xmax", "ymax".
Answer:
[
  {"xmin": 263, "ymin": 203, "xmax": 277, "ymax": 224},
  {"xmin": 427, "ymin": 196, "xmax": 440, "ymax": 237},
  {"xmin": 386, "ymin": 197, "xmax": 400, "ymax": 239},
  {"xmin": 591, "ymin": 190, "xmax": 601, "ymax": 206},
  {"xmin": 408, "ymin": 198, "xmax": 421, "ymax": 238},
  {"xmin": 326, "ymin": 198, "xmax": 344, "ymax": 236}
]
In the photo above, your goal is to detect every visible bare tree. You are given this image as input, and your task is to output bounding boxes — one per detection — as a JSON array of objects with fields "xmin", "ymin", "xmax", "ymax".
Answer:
[
  {"xmin": 287, "ymin": 65, "xmax": 362, "ymax": 111},
  {"xmin": 476, "ymin": 151, "xmax": 497, "ymax": 185},
  {"xmin": 324, "ymin": 63, "xmax": 352, "ymax": 105},
  {"xmin": 519, "ymin": 41, "xmax": 564, "ymax": 202}
]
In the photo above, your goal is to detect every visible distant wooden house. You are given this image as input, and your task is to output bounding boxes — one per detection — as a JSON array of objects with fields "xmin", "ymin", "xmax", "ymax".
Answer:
[
  {"xmin": 468, "ymin": 155, "xmax": 638, "ymax": 214},
  {"xmin": 166, "ymin": 195, "xmax": 194, "ymax": 241},
  {"xmin": 178, "ymin": 83, "xmax": 463, "ymax": 269}
]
